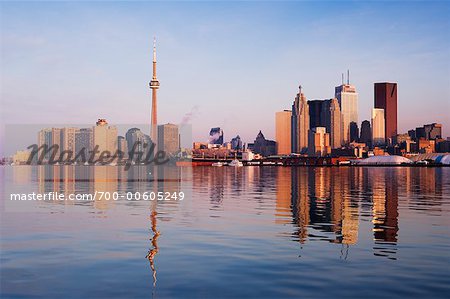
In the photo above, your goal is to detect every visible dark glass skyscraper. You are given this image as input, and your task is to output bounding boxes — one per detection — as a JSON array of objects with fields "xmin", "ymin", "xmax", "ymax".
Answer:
[
  {"xmin": 374, "ymin": 82, "xmax": 397, "ymax": 143},
  {"xmin": 360, "ymin": 120, "xmax": 372, "ymax": 147}
]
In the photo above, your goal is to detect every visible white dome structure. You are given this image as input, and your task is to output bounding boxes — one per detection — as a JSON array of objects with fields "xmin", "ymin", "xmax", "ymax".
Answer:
[
  {"xmin": 435, "ymin": 154, "xmax": 450, "ymax": 165},
  {"xmin": 355, "ymin": 155, "xmax": 412, "ymax": 165}
]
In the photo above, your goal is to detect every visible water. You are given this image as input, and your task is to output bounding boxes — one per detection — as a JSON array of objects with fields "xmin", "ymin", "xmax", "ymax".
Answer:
[{"xmin": 1, "ymin": 165, "xmax": 449, "ymax": 298}]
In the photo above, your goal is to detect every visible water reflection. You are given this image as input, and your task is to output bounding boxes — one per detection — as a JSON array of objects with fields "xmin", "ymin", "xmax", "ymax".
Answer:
[
  {"xmin": 286, "ymin": 167, "xmax": 445, "ymax": 260},
  {"xmin": 3, "ymin": 165, "xmax": 449, "ymax": 297}
]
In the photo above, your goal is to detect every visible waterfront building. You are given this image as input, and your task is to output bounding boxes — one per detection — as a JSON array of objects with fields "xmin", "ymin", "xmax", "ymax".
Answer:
[
  {"xmin": 93, "ymin": 119, "xmax": 118, "ymax": 161},
  {"xmin": 308, "ymin": 127, "xmax": 331, "ymax": 157},
  {"xmin": 13, "ymin": 150, "xmax": 31, "ymax": 164},
  {"xmin": 51, "ymin": 128, "xmax": 62, "ymax": 158},
  {"xmin": 250, "ymin": 131, "xmax": 276, "ymax": 157},
  {"xmin": 61, "ymin": 127, "xmax": 78, "ymax": 155},
  {"xmin": 38, "ymin": 128, "xmax": 52, "ymax": 161},
  {"xmin": 275, "ymin": 110, "xmax": 292, "ymax": 155},
  {"xmin": 291, "ymin": 86, "xmax": 309, "ymax": 154},
  {"xmin": 374, "ymin": 82, "xmax": 397, "ymax": 143},
  {"xmin": 418, "ymin": 139, "xmax": 436, "ymax": 153},
  {"xmin": 158, "ymin": 123, "xmax": 180, "ymax": 156},
  {"xmin": 75, "ymin": 128, "xmax": 93, "ymax": 160},
  {"xmin": 360, "ymin": 120, "xmax": 372, "ymax": 147},
  {"xmin": 118, "ymin": 136, "xmax": 128, "ymax": 160},
  {"xmin": 335, "ymin": 75, "xmax": 358, "ymax": 145},
  {"xmin": 126, "ymin": 128, "xmax": 152, "ymax": 161},
  {"xmin": 371, "ymin": 109, "xmax": 385, "ymax": 146}
]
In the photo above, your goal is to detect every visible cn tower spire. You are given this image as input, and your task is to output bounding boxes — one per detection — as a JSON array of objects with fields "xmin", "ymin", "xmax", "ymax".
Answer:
[
  {"xmin": 152, "ymin": 37, "xmax": 157, "ymax": 79},
  {"xmin": 149, "ymin": 37, "xmax": 160, "ymax": 146}
]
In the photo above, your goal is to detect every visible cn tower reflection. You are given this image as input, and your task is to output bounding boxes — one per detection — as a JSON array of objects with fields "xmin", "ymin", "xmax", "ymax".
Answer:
[{"xmin": 146, "ymin": 206, "xmax": 160, "ymax": 290}]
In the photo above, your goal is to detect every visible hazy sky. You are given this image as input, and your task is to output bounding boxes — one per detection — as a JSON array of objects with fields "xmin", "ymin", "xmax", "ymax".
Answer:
[{"xmin": 1, "ymin": 1, "xmax": 449, "ymax": 152}]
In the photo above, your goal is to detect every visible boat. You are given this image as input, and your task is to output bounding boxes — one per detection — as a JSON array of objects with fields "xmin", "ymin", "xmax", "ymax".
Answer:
[
  {"xmin": 228, "ymin": 159, "xmax": 243, "ymax": 167},
  {"xmin": 212, "ymin": 162, "xmax": 224, "ymax": 167}
]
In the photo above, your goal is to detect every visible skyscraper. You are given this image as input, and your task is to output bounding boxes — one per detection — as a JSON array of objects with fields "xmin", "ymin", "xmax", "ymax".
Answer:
[
  {"xmin": 307, "ymin": 98, "xmax": 342, "ymax": 149},
  {"xmin": 158, "ymin": 123, "xmax": 179, "ymax": 156},
  {"xmin": 308, "ymin": 127, "xmax": 331, "ymax": 157},
  {"xmin": 350, "ymin": 122, "xmax": 359, "ymax": 143},
  {"xmin": 275, "ymin": 110, "xmax": 292, "ymax": 155},
  {"xmin": 308, "ymin": 100, "xmax": 323, "ymax": 129},
  {"xmin": 149, "ymin": 38, "xmax": 160, "ymax": 146},
  {"xmin": 371, "ymin": 109, "xmax": 385, "ymax": 146},
  {"xmin": 329, "ymin": 98, "xmax": 342, "ymax": 149},
  {"xmin": 335, "ymin": 75, "xmax": 358, "ymax": 145},
  {"xmin": 374, "ymin": 82, "xmax": 397, "ymax": 144},
  {"xmin": 291, "ymin": 86, "xmax": 309, "ymax": 154},
  {"xmin": 360, "ymin": 120, "xmax": 372, "ymax": 147}
]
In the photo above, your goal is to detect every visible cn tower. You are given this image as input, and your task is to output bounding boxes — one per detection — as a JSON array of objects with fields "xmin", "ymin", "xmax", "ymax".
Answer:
[{"xmin": 149, "ymin": 37, "xmax": 160, "ymax": 145}]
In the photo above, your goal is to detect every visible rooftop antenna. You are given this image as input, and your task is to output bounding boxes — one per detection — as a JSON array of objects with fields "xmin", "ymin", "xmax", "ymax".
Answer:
[
  {"xmin": 341, "ymin": 73, "xmax": 344, "ymax": 85},
  {"xmin": 347, "ymin": 69, "xmax": 350, "ymax": 85},
  {"xmin": 299, "ymin": 84, "xmax": 302, "ymax": 95}
]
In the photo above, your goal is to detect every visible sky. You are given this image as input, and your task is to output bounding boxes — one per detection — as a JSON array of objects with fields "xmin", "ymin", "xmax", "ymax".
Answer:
[{"xmin": 1, "ymin": 1, "xmax": 449, "ymax": 155}]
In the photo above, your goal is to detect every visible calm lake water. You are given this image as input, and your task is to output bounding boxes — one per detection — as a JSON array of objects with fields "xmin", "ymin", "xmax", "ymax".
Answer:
[{"xmin": 1, "ymin": 165, "xmax": 449, "ymax": 298}]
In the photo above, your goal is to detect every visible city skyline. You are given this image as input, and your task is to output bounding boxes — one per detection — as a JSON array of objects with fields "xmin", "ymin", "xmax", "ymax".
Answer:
[{"xmin": 1, "ymin": 1, "xmax": 449, "ymax": 152}]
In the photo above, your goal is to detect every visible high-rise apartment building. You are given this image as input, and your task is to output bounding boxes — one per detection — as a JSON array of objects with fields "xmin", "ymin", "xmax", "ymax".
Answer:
[
  {"xmin": 75, "ymin": 128, "xmax": 93, "ymax": 161},
  {"xmin": 275, "ymin": 110, "xmax": 292, "ymax": 155},
  {"xmin": 37, "ymin": 128, "xmax": 52, "ymax": 161},
  {"xmin": 371, "ymin": 109, "xmax": 385, "ymax": 146},
  {"xmin": 51, "ymin": 128, "xmax": 62, "ymax": 158},
  {"xmin": 291, "ymin": 86, "xmax": 309, "ymax": 154},
  {"xmin": 335, "ymin": 82, "xmax": 358, "ymax": 145},
  {"xmin": 374, "ymin": 82, "xmax": 397, "ymax": 143},
  {"xmin": 61, "ymin": 127, "xmax": 78, "ymax": 154},
  {"xmin": 158, "ymin": 123, "xmax": 179, "ymax": 156},
  {"xmin": 93, "ymin": 119, "xmax": 118, "ymax": 161}
]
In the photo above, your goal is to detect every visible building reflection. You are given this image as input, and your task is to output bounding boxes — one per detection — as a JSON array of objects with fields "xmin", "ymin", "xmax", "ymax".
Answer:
[
  {"xmin": 290, "ymin": 167, "xmax": 310, "ymax": 243},
  {"xmin": 288, "ymin": 167, "xmax": 360, "ymax": 246},
  {"xmin": 275, "ymin": 167, "xmax": 291, "ymax": 224},
  {"xmin": 372, "ymin": 168, "xmax": 399, "ymax": 260}
]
